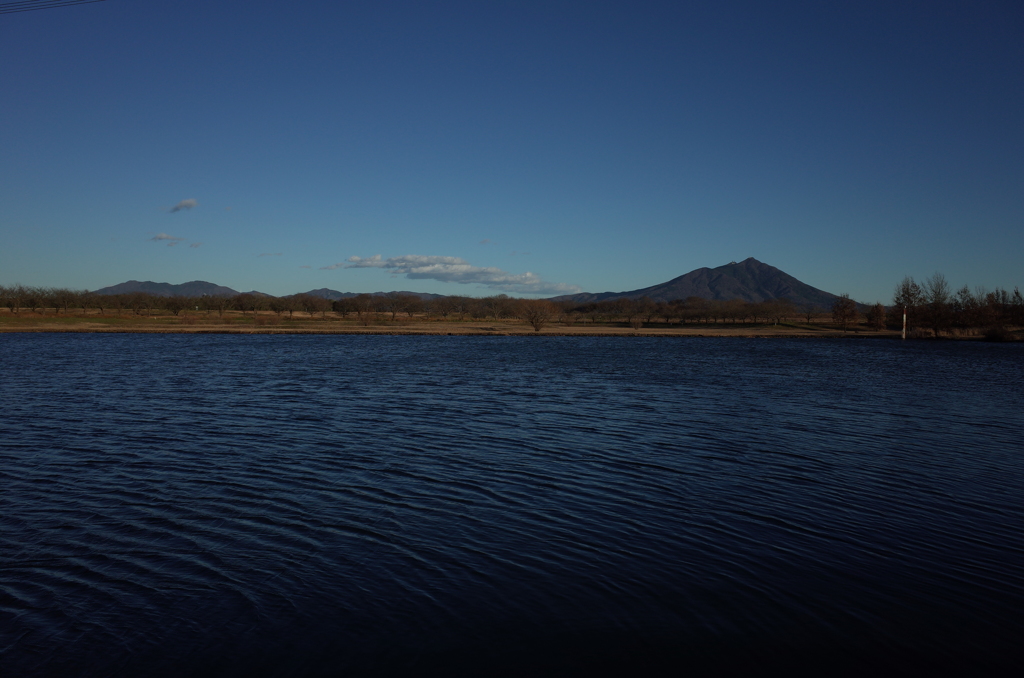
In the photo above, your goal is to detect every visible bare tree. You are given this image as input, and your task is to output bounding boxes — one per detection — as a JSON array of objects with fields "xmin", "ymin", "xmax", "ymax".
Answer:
[
  {"xmin": 165, "ymin": 296, "xmax": 189, "ymax": 316},
  {"xmin": 109, "ymin": 294, "xmax": 126, "ymax": 316},
  {"xmin": 890, "ymin": 276, "xmax": 924, "ymax": 330},
  {"xmin": 23, "ymin": 287, "xmax": 44, "ymax": 314},
  {"xmin": 3, "ymin": 284, "xmax": 25, "ymax": 314},
  {"xmin": 831, "ymin": 294, "xmax": 858, "ymax": 332},
  {"xmin": 234, "ymin": 293, "xmax": 268, "ymax": 318},
  {"xmin": 923, "ymin": 272, "xmax": 951, "ymax": 336},
  {"xmin": 866, "ymin": 303, "xmax": 886, "ymax": 330},
  {"xmin": 482, "ymin": 294, "xmax": 511, "ymax": 320},
  {"xmin": 402, "ymin": 295, "xmax": 424, "ymax": 318},
  {"xmin": 521, "ymin": 299, "xmax": 556, "ymax": 331},
  {"xmin": 206, "ymin": 295, "xmax": 229, "ymax": 317},
  {"xmin": 555, "ymin": 301, "xmax": 579, "ymax": 326},
  {"xmin": 49, "ymin": 288, "xmax": 81, "ymax": 315},
  {"xmin": 127, "ymin": 292, "xmax": 152, "ymax": 316},
  {"xmin": 351, "ymin": 294, "xmax": 376, "ymax": 322},
  {"xmin": 292, "ymin": 294, "xmax": 319, "ymax": 318},
  {"xmin": 332, "ymin": 297, "xmax": 354, "ymax": 318},
  {"xmin": 766, "ymin": 299, "xmax": 794, "ymax": 325},
  {"xmin": 431, "ymin": 296, "xmax": 455, "ymax": 320},
  {"xmin": 382, "ymin": 292, "xmax": 406, "ymax": 320},
  {"xmin": 449, "ymin": 296, "xmax": 470, "ymax": 321}
]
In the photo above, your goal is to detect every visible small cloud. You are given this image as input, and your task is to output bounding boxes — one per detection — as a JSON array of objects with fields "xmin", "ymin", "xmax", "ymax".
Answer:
[
  {"xmin": 479, "ymin": 239, "xmax": 492, "ymax": 245},
  {"xmin": 340, "ymin": 254, "xmax": 580, "ymax": 295},
  {"xmin": 151, "ymin": 233, "xmax": 185, "ymax": 246},
  {"xmin": 345, "ymin": 254, "xmax": 382, "ymax": 266},
  {"xmin": 300, "ymin": 265, "xmax": 312, "ymax": 269},
  {"xmin": 258, "ymin": 252, "xmax": 283, "ymax": 257},
  {"xmin": 189, "ymin": 242, "xmax": 202, "ymax": 248},
  {"xmin": 169, "ymin": 199, "xmax": 198, "ymax": 213}
]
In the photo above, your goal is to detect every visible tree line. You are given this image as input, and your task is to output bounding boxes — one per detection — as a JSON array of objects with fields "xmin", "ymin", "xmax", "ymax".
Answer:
[
  {"xmin": 887, "ymin": 273, "xmax": 1023, "ymax": 336},
  {"xmin": 0, "ymin": 286, "xmax": 814, "ymax": 328},
  {"xmin": 1, "ymin": 276, "xmax": 1020, "ymax": 334}
]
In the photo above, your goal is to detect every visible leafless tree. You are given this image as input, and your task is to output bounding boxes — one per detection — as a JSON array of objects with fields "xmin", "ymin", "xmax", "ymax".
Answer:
[
  {"xmin": 923, "ymin": 272, "xmax": 951, "ymax": 335},
  {"xmin": 350, "ymin": 294, "xmax": 376, "ymax": 321},
  {"xmin": 164, "ymin": 296, "xmax": 189, "ymax": 316},
  {"xmin": 126, "ymin": 292, "xmax": 152, "ymax": 316},
  {"xmin": 889, "ymin": 276, "xmax": 924, "ymax": 329},
  {"xmin": 431, "ymin": 296, "xmax": 455, "ymax": 320},
  {"xmin": 831, "ymin": 294, "xmax": 858, "ymax": 332},
  {"xmin": 481, "ymin": 294, "xmax": 511, "ymax": 320},
  {"xmin": 521, "ymin": 299, "xmax": 556, "ymax": 331},
  {"xmin": 234, "ymin": 293, "xmax": 268, "ymax": 318},
  {"xmin": 205, "ymin": 295, "xmax": 230, "ymax": 317},
  {"xmin": 448, "ymin": 296, "xmax": 470, "ymax": 321},
  {"xmin": 332, "ymin": 297, "xmax": 354, "ymax": 318},
  {"xmin": 866, "ymin": 303, "xmax": 886, "ymax": 330},
  {"xmin": 382, "ymin": 292, "xmax": 407, "ymax": 320},
  {"xmin": 3, "ymin": 284, "xmax": 25, "ymax": 314},
  {"xmin": 47, "ymin": 288, "xmax": 81, "ymax": 315},
  {"xmin": 402, "ymin": 295, "xmax": 424, "ymax": 318}
]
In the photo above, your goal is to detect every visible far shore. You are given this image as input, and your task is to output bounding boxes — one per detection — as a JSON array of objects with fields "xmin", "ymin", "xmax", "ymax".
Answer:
[{"xmin": 2, "ymin": 309, "xmax": 1014, "ymax": 339}]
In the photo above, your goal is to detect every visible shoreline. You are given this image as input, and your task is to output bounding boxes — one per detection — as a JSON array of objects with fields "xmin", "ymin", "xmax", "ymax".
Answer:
[
  {"xmin": 0, "ymin": 323, "xmax": 959, "ymax": 339},
  {"xmin": 1, "ymin": 312, "xmax": 1014, "ymax": 340}
]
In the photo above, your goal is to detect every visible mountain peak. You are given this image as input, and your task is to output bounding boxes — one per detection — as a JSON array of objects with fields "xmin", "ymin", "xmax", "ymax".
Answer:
[{"xmin": 553, "ymin": 259, "xmax": 844, "ymax": 308}]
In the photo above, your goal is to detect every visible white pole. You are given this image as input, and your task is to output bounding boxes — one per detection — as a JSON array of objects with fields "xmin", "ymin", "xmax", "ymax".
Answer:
[{"xmin": 902, "ymin": 306, "xmax": 907, "ymax": 340}]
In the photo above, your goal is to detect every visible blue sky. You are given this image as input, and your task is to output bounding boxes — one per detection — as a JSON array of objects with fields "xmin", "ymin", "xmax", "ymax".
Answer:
[{"xmin": 2, "ymin": 1, "xmax": 1022, "ymax": 302}]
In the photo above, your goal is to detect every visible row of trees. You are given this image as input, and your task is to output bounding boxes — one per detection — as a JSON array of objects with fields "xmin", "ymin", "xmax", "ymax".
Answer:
[
  {"xmin": 3, "ymin": 278, "xmax": 1020, "ymax": 334},
  {"xmin": 889, "ymin": 274, "xmax": 1023, "ymax": 335},
  {"xmin": 0, "ymin": 285, "xmax": 816, "ymax": 327}
]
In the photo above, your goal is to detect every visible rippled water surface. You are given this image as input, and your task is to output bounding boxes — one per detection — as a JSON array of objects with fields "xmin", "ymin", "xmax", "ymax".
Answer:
[{"xmin": 2, "ymin": 334, "xmax": 1023, "ymax": 676}]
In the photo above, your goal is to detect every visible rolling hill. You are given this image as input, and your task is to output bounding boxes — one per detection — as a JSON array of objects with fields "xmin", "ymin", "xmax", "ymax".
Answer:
[{"xmin": 91, "ymin": 280, "xmax": 240, "ymax": 297}]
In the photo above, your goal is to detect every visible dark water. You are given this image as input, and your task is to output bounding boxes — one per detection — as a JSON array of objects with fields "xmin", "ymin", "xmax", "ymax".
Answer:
[{"xmin": 2, "ymin": 334, "xmax": 1022, "ymax": 676}]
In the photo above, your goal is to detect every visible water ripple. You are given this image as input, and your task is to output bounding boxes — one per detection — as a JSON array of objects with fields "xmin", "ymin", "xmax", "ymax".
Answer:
[{"xmin": 1, "ymin": 335, "xmax": 1023, "ymax": 675}]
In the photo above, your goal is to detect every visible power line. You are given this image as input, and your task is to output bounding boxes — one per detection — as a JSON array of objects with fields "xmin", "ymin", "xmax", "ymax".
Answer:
[{"xmin": 0, "ymin": 0, "xmax": 107, "ymax": 15}]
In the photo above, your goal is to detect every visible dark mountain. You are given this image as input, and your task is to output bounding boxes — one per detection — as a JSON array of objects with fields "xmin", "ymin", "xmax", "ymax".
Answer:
[
  {"xmin": 92, "ymin": 280, "xmax": 240, "ymax": 297},
  {"xmin": 553, "ymin": 258, "xmax": 849, "ymax": 309},
  {"xmin": 297, "ymin": 288, "xmax": 443, "ymax": 301},
  {"xmin": 91, "ymin": 281, "xmax": 445, "ymax": 300}
]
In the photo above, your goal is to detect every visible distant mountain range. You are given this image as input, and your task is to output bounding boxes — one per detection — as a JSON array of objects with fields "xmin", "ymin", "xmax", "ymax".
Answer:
[
  {"xmin": 552, "ymin": 258, "xmax": 849, "ymax": 309},
  {"xmin": 299, "ymin": 288, "xmax": 443, "ymax": 301},
  {"xmin": 91, "ymin": 281, "xmax": 442, "ymax": 301},
  {"xmin": 92, "ymin": 280, "xmax": 242, "ymax": 297},
  {"xmin": 92, "ymin": 259, "xmax": 849, "ymax": 308}
]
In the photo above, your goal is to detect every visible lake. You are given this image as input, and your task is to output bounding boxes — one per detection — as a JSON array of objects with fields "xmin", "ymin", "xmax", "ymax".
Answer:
[{"xmin": 1, "ymin": 334, "xmax": 1022, "ymax": 676}]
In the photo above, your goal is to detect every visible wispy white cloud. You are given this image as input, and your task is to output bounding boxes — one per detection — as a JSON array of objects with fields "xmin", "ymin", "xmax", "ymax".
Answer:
[
  {"xmin": 151, "ymin": 233, "xmax": 185, "ymax": 246},
  {"xmin": 189, "ymin": 242, "xmax": 202, "ymax": 248},
  {"xmin": 169, "ymin": 199, "xmax": 198, "ymax": 213},
  {"xmin": 258, "ymin": 252, "xmax": 282, "ymax": 257},
  {"xmin": 341, "ymin": 254, "xmax": 580, "ymax": 295},
  {"xmin": 300, "ymin": 265, "xmax": 312, "ymax": 269}
]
